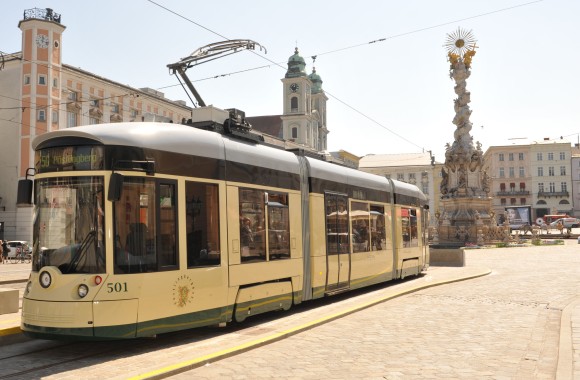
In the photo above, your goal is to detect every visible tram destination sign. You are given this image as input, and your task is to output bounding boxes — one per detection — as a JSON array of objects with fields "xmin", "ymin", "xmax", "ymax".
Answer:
[{"xmin": 36, "ymin": 146, "xmax": 104, "ymax": 173}]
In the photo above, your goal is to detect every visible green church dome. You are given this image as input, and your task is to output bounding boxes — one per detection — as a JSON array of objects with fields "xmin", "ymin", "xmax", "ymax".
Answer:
[
  {"xmin": 309, "ymin": 67, "xmax": 323, "ymax": 93},
  {"xmin": 285, "ymin": 47, "xmax": 307, "ymax": 78}
]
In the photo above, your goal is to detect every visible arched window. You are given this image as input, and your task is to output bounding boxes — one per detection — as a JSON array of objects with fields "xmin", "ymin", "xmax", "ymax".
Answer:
[
  {"xmin": 559, "ymin": 200, "xmax": 570, "ymax": 205},
  {"xmin": 290, "ymin": 97, "xmax": 298, "ymax": 112}
]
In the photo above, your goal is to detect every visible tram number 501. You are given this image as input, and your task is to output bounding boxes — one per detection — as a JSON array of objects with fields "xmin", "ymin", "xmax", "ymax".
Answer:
[{"xmin": 107, "ymin": 282, "xmax": 128, "ymax": 293}]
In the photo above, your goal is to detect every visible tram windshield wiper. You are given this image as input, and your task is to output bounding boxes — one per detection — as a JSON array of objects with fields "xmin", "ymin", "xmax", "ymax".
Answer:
[{"xmin": 65, "ymin": 230, "xmax": 96, "ymax": 274}]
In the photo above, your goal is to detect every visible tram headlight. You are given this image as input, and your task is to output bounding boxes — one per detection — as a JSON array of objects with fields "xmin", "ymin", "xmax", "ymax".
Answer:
[
  {"xmin": 78, "ymin": 284, "xmax": 89, "ymax": 298},
  {"xmin": 39, "ymin": 271, "xmax": 52, "ymax": 288}
]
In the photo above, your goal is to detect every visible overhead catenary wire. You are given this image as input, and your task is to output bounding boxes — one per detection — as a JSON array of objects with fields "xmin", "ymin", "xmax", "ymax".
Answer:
[
  {"xmin": 1, "ymin": 1, "xmax": 544, "ymax": 153},
  {"xmin": 145, "ymin": 0, "xmax": 544, "ymax": 155}
]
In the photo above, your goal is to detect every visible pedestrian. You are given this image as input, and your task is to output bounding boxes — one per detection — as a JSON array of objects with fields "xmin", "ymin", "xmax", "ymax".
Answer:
[
  {"xmin": 0, "ymin": 240, "xmax": 3, "ymax": 264},
  {"xmin": 1, "ymin": 240, "xmax": 8, "ymax": 264}
]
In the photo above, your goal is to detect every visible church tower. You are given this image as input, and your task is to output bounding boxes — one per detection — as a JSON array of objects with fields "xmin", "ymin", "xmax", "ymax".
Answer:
[
  {"xmin": 281, "ymin": 48, "xmax": 317, "ymax": 149},
  {"xmin": 18, "ymin": 8, "xmax": 65, "ymax": 178},
  {"xmin": 309, "ymin": 66, "xmax": 329, "ymax": 151}
]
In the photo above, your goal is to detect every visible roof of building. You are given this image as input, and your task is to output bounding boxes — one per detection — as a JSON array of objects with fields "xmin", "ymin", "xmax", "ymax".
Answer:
[
  {"xmin": 246, "ymin": 115, "xmax": 283, "ymax": 138},
  {"xmin": 359, "ymin": 152, "xmax": 436, "ymax": 168}
]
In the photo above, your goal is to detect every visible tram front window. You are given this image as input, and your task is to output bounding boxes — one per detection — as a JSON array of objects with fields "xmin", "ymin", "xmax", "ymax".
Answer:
[{"xmin": 33, "ymin": 176, "xmax": 105, "ymax": 273}]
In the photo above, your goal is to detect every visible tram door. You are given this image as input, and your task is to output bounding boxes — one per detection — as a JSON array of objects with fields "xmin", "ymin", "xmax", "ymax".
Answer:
[{"xmin": 324, "ymin": 193, "xmax": 351, "ymax": 293}]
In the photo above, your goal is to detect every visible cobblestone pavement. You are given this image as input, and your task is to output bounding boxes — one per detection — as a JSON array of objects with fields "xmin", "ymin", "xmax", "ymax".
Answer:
[
  {"xmin": 2, "ymin": 243, "xmax": 580, "ymax": 379},
  {"xmin": 171, "ymin": 242, "xmax": 580, "ymax": 379}
]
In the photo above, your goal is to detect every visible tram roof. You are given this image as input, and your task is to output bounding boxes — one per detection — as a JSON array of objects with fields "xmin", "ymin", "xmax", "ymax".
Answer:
[
  {"xmin": 306, "ymin": 156, "xmax": 391, "ymax": 192},
  {"xmin": 391, "ymin": 180, "xmax": 427, "ymax": 203},
  {"xmin": 32, "ymin": 122, "xmax": 300, "ymax": 175}
]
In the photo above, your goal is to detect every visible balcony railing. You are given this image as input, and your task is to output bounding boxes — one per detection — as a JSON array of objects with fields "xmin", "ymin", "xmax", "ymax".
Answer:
[
  {"xmin": 537, "ymin": 191, "xmax": 569, "ymax": 197},
  {"xmin": 496, "ymin": 190, "xmax": 530, "ymax": 196},
  {"xmin": 23, "ymin": 8, "xmax": 61, "ymax": 24}
]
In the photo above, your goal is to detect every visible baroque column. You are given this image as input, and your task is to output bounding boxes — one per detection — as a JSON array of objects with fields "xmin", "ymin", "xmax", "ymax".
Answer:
[{"xmin": 436, "ymin": 28, "xmax": 494, "ymax": 246}]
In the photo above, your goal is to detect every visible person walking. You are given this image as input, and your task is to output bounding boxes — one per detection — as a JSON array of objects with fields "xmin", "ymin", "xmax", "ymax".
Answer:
[{"xmin": 1, "ymin": 240, "xmax": 7, "ymax": 264}]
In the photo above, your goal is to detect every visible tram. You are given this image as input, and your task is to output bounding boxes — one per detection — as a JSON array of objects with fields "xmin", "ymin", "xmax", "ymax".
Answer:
[{"xmin": 19, "ymin": 106, "xmax": 429, "ymax": 340}]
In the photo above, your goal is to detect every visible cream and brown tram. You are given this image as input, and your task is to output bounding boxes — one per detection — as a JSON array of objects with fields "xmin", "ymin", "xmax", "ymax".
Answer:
[{"xmin": 19, "ymin": 108, "xmax": 429, "ymax": 339}]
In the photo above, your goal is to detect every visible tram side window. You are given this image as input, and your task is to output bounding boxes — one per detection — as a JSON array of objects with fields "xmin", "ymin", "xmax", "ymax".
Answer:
[
  {"xmin": 351, "ymin": 201, "xmax": 370, "ymax": 253},
  {"xmin": 186, "ymin": 181, "xmax": 220, "ymax": 267},
  {"xmin": 238, "ymin": 189, "xmax": 290, "ymax": 262},
  {"xmin": 401, "ymin": 207, "xmax": 419, "ymax": 248},
  {"xmin": 325, "ymin": 194, "xmax": 349, "ymax": 255},
  {"xmin": 159, "ymin": 184, "xmax": 178, "ymax": 268},
  {"xmin": 370, "ymin": 205, "xmax": 386, "ymax": 251},
  {"xmin": 239, "ymin": 188, "xmax": 266, "ymax": 262},
  {"xmin": 114, "ymin": 178, "xmax": 178, "ymax": 273},
  {"xmin": 267, "ymin": 192, "xmax": 290, "ymax": 260}
]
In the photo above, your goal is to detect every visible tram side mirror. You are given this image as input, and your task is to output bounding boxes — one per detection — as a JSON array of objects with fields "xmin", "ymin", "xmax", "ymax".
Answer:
[
  {"xmin": 16, "ymin": 179, "xmax": 33, "ymax": 205},
  {"xmin": 108, "ymin": 173, "xmax": 124, "ymax": 202}
]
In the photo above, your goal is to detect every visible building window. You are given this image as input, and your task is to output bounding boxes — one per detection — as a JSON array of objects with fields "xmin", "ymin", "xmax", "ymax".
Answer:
[
  {"xmin": 509, "ymin": 167, "xmax": 515, "ymax": 177},
  {"xmin": 560, "ymin": 166, "xmax": 566, "ymax": 176},
  {"xmin": 508, "ymin": 153, "xmax": 514, "ymax": 161},
  {"xmin": 520, "ymin": 198, "xmax": 526, "ymax": 205},
  {"xmin": 561, "ymin": 182, "xmax": 567, "ymax": 192},
  {"xmin": 38, "ymin": 75, "xmax": 46, "ymax": 85},
  {"xmin": 520, "ymin": 182, "xmax": 526, "ymax": 191},
  {"xmin": 68, "ymin": 91, "xmax": 77, "ymax": 101},
  {"xmin": 509, "ymin": 183, "xmax": 515, "ymax": 192},
  {"xmin": 548, "ymin": 166, "xmax": 554, "ymax": 176},
  {"xmin": 397, "ymin": 173, "xmax": 405, "ymax": 181},
  {"xmin": 519, "ymin": 166, "xmax": 525, "ymax": 177},
  {"xmin": 500, "ymin": 183, "xmax": 506, "ymax": 191},
  {"xmin": 538, "ymin": 183, "xmax": 544, "ymax": 192},
  {"xmin": 519, "ymin": 153, "xmax": 524, "ymax": 160},
  {"xmin": 90, "ymin": 99, "xmax": 99, "ymax": 107},
  {"xmin": 37, "ymin": 109, "xmax": 46, "ymax": 121},
  {"xmin": 537, "ymin": 153, "xmax": 543, "ymax": 161},
  {"xmin": 24, "ymin": 75, "xmax": 31, "ymax": 85},
  {"xmin": 52, "ymin": 78, "xmax": 58, "ymax": 88},
  {"xmin": 111, "ymin": 103, "xmax": 119, "ymax": 113},
  {"xmin": 291, "ymin": 127, "xmax": 298, "ymax": 139},
  {"xmin": 549, "ymin": 182, "xmax": 555, "ymax": 192},
  {"xmin": 290, "ymin": 97, "xmax": 298, "ymax": 112},
  {"xmin": 499, "ymin": 153, "xmax": 504, "ymax": 161},
  {"xmin": 548, "ymin": 152, "xmax": 554, "ymax": 161},
  {"xmin": 500, "ymin": 198, "xmax": 506, "ymax": 206},
  {"xmin": 510, "ymin": 198, "xmax": 516, "ymax": 205},
  {"xmin": 51, "ymin": 110, "xmax": 58, "ymax": 123},
  {"xmin": 499, "ymin": 168, "xmax": 505, "ymax": 178},
  {"xmin": 67, "ymin": 111, "xmax": 77, "ymax": 128},
  {"xmin": 538, "ymin": 167, "xmax": 543, "ymax": 176},
  {"xmin": 422, "ymin": 184, "xmax": 429, "ymax": 194},
  {"xmin": 560, "ymin": 152, "xmax": 566, "ymax": 160},
  {"xmin": 89, "ymin": 117, "xmax": 99, "ymax": 125}
]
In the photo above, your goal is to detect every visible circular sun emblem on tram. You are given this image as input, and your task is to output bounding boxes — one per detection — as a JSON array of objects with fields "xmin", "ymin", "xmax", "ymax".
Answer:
[{"xmin": 172, "ymin": 275, "xmax": 195, "ymax": 307}]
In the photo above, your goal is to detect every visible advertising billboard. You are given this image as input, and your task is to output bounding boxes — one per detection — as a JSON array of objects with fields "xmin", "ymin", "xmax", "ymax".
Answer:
[{"xmin": 502, "ymin": 206, "xmax": 532, "ymax": 228}]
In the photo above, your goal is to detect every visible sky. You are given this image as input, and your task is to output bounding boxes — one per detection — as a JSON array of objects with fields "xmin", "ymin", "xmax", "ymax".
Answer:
[{"xmin": 2, "ymin": 0, "xmax": 579, "ymax": 163}]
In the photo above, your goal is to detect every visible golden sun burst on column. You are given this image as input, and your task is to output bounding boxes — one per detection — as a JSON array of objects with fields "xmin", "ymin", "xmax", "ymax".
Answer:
[{"xmin": 444, "ymin": 27, "xmax": 477, "ymax": 56}]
